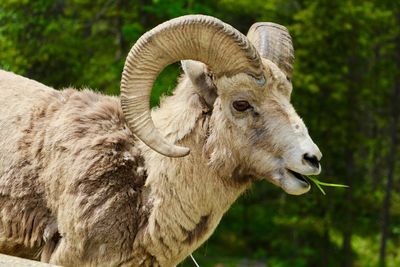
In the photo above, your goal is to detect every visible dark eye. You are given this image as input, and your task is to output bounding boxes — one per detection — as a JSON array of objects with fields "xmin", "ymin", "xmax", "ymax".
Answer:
[{"xmin": 232, "ymin": 100, "xmax": 251, "ymax": 112}]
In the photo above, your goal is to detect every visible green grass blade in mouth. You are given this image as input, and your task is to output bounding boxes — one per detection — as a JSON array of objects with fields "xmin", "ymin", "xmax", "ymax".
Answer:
[{"xmin": 307, "ymin": 176, "xmax": 349, "ymax": 195}]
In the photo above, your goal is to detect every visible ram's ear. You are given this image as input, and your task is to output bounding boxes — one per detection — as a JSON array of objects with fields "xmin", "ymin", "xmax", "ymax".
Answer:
[{"xmin": 181, "ymin": 60, "xmax": 217, "ymax": 109}]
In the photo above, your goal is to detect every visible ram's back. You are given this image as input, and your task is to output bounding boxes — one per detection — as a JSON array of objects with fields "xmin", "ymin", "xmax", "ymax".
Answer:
[
  {"xmin": 0, "ymin": 70, "xmax": 147, "ymax": 263},
  {"xmin": 0, "ymin": 71, "xmax": 53, "ymax": 172}
]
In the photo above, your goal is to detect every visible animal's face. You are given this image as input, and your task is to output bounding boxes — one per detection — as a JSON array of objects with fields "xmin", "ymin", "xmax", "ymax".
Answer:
[{"xmin": 184, "ymin": 59, "xmax": 321, "ymax": 195}]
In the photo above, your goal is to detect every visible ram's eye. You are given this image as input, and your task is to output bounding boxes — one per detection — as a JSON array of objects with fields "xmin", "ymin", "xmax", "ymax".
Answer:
[{"xmin": 232, "ymin": 100, "xmax": 251, "ymax": 111}]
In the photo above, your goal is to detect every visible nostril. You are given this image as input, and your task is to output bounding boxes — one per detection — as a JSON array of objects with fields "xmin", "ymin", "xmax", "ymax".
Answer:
[{"xmin": 303, "ymin": 153, "xmax": 320, "ymax": 169}]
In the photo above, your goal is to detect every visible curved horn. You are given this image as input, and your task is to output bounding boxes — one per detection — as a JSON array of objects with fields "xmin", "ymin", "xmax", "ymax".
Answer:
[
  {"xmin": 247, "ymin": 22, "xmax": 294, "ymax": 80},
  {"xmin": 121, "ymin": 15, "xmax": 263, "ymax": 157}
]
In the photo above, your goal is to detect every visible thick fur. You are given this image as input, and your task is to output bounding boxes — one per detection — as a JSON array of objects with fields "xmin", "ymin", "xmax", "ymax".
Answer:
[
  {"xmin": 0, "ymin": 70, "xmax": 250, "ymax": 266},
  {"xmin": 0, "ymin": 71, "xmax": 148, "ymax": 265}
]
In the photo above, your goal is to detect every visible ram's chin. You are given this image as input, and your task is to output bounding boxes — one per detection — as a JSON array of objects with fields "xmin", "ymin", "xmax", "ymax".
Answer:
[{"xmin": 265, "ymin": 169, "xmax": 311, "ymax": 195}]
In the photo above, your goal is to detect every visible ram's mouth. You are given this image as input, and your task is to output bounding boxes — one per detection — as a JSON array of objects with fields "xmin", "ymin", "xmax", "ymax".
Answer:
[{"xmin": 287, "ymin": 169, "xmax": 310, "ymax": 186}]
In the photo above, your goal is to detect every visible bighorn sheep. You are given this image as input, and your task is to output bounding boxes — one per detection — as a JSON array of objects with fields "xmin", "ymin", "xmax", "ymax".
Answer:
[{"xmin": 0, "ymin": 15, "xmax": 322, "ymax": 266}]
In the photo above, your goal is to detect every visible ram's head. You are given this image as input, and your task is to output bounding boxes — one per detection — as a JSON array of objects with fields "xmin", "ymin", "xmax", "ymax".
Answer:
[{"xmin": 120, "ymin": 15, "xmax": 322, "ymax": 195}]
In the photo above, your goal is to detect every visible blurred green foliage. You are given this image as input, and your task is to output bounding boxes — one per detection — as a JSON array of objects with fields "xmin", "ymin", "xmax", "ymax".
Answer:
[{"xmin": 1, "ymin": 0, "xmax": 400, "ymax": 266}]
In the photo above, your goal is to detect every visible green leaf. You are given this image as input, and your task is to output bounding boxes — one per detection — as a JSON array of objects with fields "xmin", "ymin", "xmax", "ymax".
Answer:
[{"xmin": 307, "ymin": 176, "xmax": 349, "ymax": 195}]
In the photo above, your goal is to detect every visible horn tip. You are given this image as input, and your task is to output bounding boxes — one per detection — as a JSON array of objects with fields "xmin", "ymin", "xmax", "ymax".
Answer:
[{"xmin": 168, "ymin": 146, "xmax": 191, "ymax": 158}]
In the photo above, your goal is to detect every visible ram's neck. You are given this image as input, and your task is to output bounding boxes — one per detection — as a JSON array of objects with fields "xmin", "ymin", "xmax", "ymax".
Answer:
[{"xmin": 134, "ymin": 78, "xmax": 250, "ymax": 266}]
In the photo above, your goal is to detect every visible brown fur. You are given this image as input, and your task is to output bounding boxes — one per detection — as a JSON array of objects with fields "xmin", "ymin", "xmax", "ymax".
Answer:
[
  {"xmin": 0, "ymin": 71, "xmax": 148, "ymax": 265},
  {"xmin": 0, "ymin": 70, "xmax": 245, "ymax": 266}
]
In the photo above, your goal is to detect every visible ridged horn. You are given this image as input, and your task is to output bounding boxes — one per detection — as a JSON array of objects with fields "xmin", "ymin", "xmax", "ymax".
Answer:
[
  {"xmin": 247, "ymin": 22, "xmax": 294, "ymax": 80},
  {"xmin": 121, "ymin": 15, "xmax": 263, "ymax": 157}
]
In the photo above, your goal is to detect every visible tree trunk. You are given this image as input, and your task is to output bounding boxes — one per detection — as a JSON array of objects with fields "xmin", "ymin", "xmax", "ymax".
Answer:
[
  {"xmin": 341, "ymin": 150, "xmax": 354, "ymax": 267},
  {"xmin": 341, "ymin": 45, "xmax": 359, "ymax": 267},
  {"xmin": 139, "ymin": 0, "xmax": 152, "ymax": 27},
  {"xmin": 378, "ymin": 29, "xmax": 400, "ymax": 266}
]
